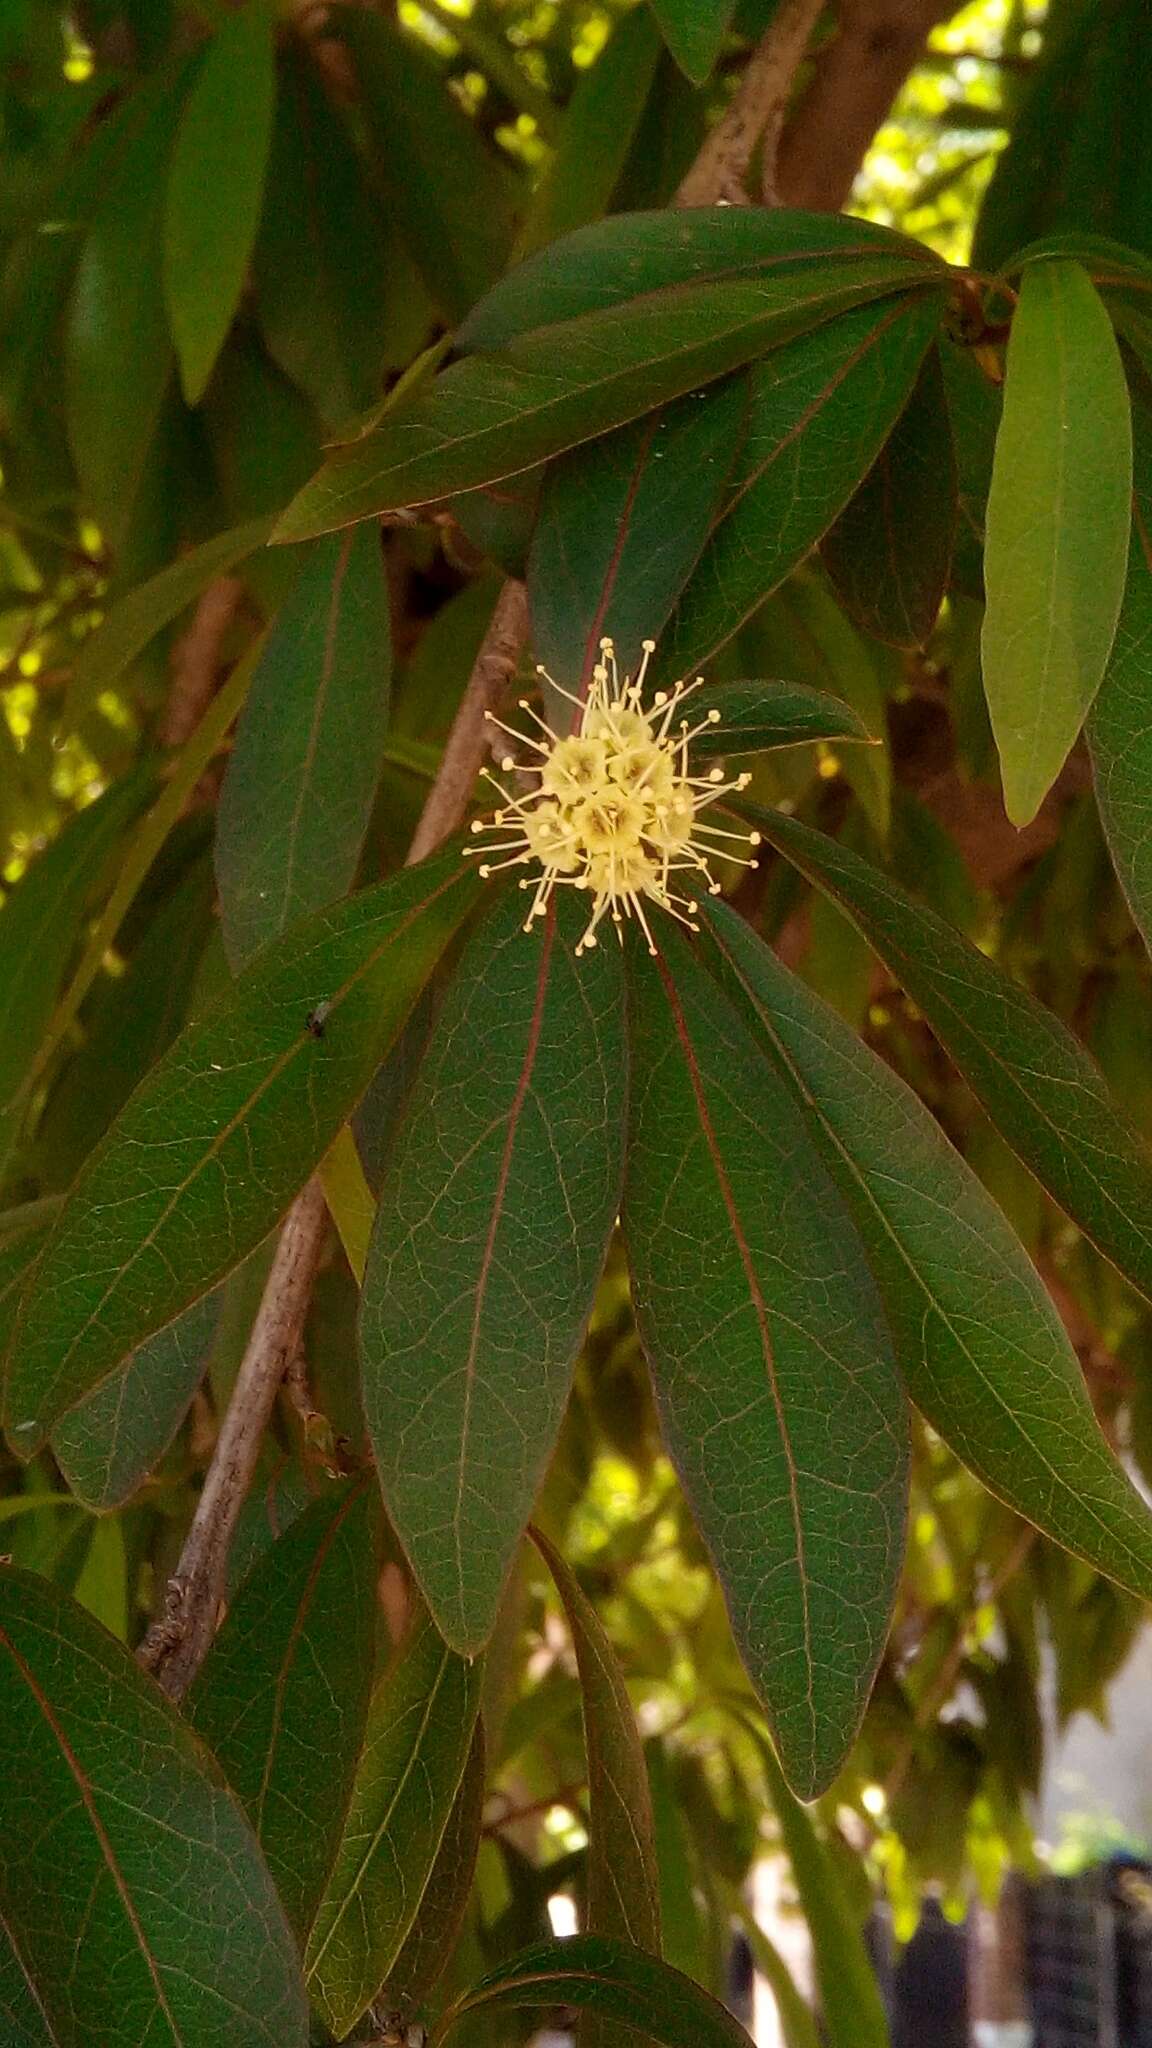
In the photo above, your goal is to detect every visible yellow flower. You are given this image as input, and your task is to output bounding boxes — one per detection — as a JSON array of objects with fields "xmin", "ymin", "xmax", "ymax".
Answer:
[{"xmin": 467, "ymin": 637, "xmax": 760, "ymax": 955}]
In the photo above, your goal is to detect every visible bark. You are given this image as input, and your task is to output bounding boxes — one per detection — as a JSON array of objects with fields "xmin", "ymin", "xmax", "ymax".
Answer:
[{"xmin": 776, "ymin": 0, "xmax": 954, "ymax": 212}]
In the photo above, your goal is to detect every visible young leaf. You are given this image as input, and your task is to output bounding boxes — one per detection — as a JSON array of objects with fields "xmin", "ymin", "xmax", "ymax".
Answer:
[
  {"xmin": 821, "ymin": 345, "xmax": 956, "ymax": 647},
  {"xmin": 649, "ymin": 0, "xmax": 736, "ymax": 83},
  {"xmin": 701, "ymin": 899, "xmax": 1152, "ymax": 1606},
  {"xmin": 340, "ymin": 11, "xmax": 516, "ymax": 324},
  {"xmin": 305, "ymin": 1604, "xmax": 484, "ymax": 2038},
  {"xmin": 216, "ymin": 529, "xmax": 392, "ymax": 970},
  {"xmin": 749, "ymin": 805, "xmax": 1152, "ymax": 1310},
  {"xmin": 529, "ymin": 373, "xmax": 749, "ymax": 709},
  {"xmin": 187, "ymin": 1484, "xmax": 380, "ymax": 1943},
  {"xmin": 622, "ymin": 930, "xmax": 908, "ymax": 1798},
  {"xmin": 362, "ymin": 888, "xmax": 626, "ymax": 1653},
  {"xmin": 533, "ymin": 1529, "xmax": 661, "ymax": 1954},
  {"xmin": 53, "ymin": 1288, "xmax": 221, "ymax": 1510},
  {"xmin": 434, "ymin": 1934, "xmax": 754, "ymax": 2048},
  {"xmin": 0, "ymin": 1565, "xmax": 308, "ymax": 2047},
  {"xmin": 163, "ymin": 0, "xmax": 277, "ymax": 403},
  {"xmin": 378, "ymin": 1719, "xmax": 487, "ymax": 2016},
  {"xmin": 275, "ymin": 260, "xmax": 932, "ymax": 542},
  {"xmin": 981, "ymin": 258, "xmax": 1132, "ymax": 824},
  {"xmin": 1089, "ymin": 358, "xmax": 1152, "ymax": 952},
  {"xmin": 0, "ymin": 771, "xmax": 154, "ymax": 1179},
  {"xmin": 3, "ymin": 851, "xmax": 479, "ymax": 1449},
  {"xmin": 754, "ymin": 1730, "xmax": 890, "ymax": 2048},
  {"xmin": 659, "ymin": 290, "xmax": 945, "ymax": 677}
]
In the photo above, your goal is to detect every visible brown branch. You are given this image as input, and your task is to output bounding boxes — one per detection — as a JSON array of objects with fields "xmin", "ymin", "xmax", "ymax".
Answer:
[
  {"xmin": 405, "ymin": 578, "xmax": 530, "ymax": 865},
  {"xmin": 140, "ymin": 1178, "xmax": 330, "ymax": 1698},
  {"xmin": 776, "ymin": 0, "xmax": 954, "ymax": 213},
  {"xmin": 159, "ymin": 575, "xmax": 245, "ymax": 750},
  {"xmin": 674, "ymin": 0, "xmax": 826, "ymax": 208}
]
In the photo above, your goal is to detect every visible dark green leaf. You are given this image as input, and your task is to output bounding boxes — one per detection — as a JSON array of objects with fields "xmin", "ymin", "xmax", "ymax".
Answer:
[
  {"xmin": 434, "ymin": 1934, "xmax": 754, "ymax": 2048},
  {"xmin": 659, "ymin": 290, "xmax": 945, "ymax": 677},
  {"xmin": 187, "ymin": 1484, "xmax": 380, "ymax": 1943},
  {"xmin": 939, "ymin": 339, "xmax": 1000, "ymax": 599},
  {"xmin": 0, "ymin": 772, "xmax": 154, "ymax": 1180},
  {"xmin": 65, "ymin": 73, "xmax": 181, "ymax": 545},
  {"xmin": 649, "ymin": 0, "xmax": 736, "ymax": 82},
  {"xmin": 1089, "ymin": 357, "xmax": 1152, "ymax": 952},
  {"xmin": 458, "ymin": 209, "xmax": 940, "ymax": 354},
  {"xmin": 340, "ymin": 11, "xmax": 516, "ymax": 325},
  {"xmin": 622, "ymin": 929, "xmax": 908, "ymax": 1797},
  {"xmin": 362, "ymin": 888, "xmax": 626, "ymax": 1653},
  {"xmin": 748, "ymin": 804, "xmax": 1152, "ymax": 1310},
  {"xmin": 254, "ymin": 47, "xmax": 388, "ymax": 426},
  {"xmin": 216, "ymin": 529, "xmax": 392, "ymax": 970},
  {"xmin": 275, "ymin": 264, "xmax": 934, "ymax": 543},
  {"xmin": 3, "ymin": 852, "xmax": 479, "ymax": 1449},
  {"xmin": 683, "ymin": 678, "xmax": 873, "ymax": 757},
  {"xmin": 529, "ymin": 376, "xmax": 749, "ymax": 713},
  {"xmin": 523, "ymin": 9, "xmax": 663, "ymax": 252},
  {"xmin": 821, "ymin": 345, "xmax": 955, "ymax": 647},
  {"xmin": 0, "ymin": 1904, "xmax": 55, "ymax": 2047},
  {"xmin": 53, "ymin": 1288, "xmax": 221, "ymax": 1510},
  {"xmin": 67, "ymin": 515, "xmax": 276, "ymax": 722},
  {"xmin": 981, "ymin": 258, "xmax": 1132, "ymax": 824},
  {"xmin": 380, "ymin": 1718, "xmax": 487, "ymax": 2016},
  {"xmin": 0, "ymin": 1564, "xmax": 308, "ymax": 2047},
  {"xmin": 163, "ymin": 0, "xmax": 277, "ymax": 403},
  {"xmin": 305, "ymin": 1605, "xmax": 483, "ymax": 2037},
  {"xmin": 533, "ymin": 1529, "xmax": 661, "ymax": 1954},
  {"xmin": 704, "ymin": 896, "xmax": 1152, "ymax": 1606}
]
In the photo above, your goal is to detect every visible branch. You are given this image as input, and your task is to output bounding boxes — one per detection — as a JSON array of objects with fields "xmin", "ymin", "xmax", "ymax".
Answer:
[
  {"xmin": 405, "ymin": 578, "xmax": 530, "ymax": 865},
  {"xmin": 139, "ymin": 1177, "xmax": 330, "ymax": 1698},
  {"xmin": 776, "ymin": 0, "xmax": 953, "ymax": 212},
  {"xmin": 159, "ymin": 575, "xmax": 245, "ymax": 750},
  {"xmin": 674, "ymin": 0, "xmax": 826, "ymax": 208}
]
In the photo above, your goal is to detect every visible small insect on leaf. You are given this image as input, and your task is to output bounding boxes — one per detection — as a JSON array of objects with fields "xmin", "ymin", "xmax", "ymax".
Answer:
[{"xmin": 305, "ymin": 1001, "xmax": 332, "ymax": 1040}]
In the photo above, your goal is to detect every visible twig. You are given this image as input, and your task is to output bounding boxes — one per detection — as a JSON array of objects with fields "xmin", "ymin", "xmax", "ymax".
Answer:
[
  {"xmin": 139, "ymin": 1178, "xmax": 330, "ymax": 1698},
  {"xmin": 674, "ymin": 0, "xmax": 826, "ymax": 208},
  {"xmin": 159, "ymin": 575, "xmax": 245, "ymax": 749},
  {"xmin": 405, "ymin": 578, "xmax": 529, "ymax": 865}
]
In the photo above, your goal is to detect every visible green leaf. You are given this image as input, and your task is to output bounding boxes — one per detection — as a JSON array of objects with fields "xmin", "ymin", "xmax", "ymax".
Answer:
[
  {"xmin": 981, "ymin": 258, "xmax": 1132, "ymax": 824},
  {"xmin": 684, "ymin": 678, "xmax": 873, "ymax": 758},
  {"xmin": 216, "ymin": 530, "xmax": 392, "ymax": 970},
  {"xmin": 821, "ymin": 345, "xmax": 955, "ymax": 647},
  {"xmin": 0, "ymin": 1564, "xmax": 308, "ymax": 2047},
  {"xmin": 731, "ymin": 1907, "xmax": 821, "ymax": 2048},
  {"xmin": 67, "ymin": 514, "xmax": 276, "ymax": 722},
  {"xmin": 1089, "ymin": 357, "xmax": 1152, "ymax": 952},
  {"xmin": 0, "ymin": 772, "xmax": 154, "ymax": 1180},
  {"xmin": 533, "ymin": 1529, "xmax": 661, "ymax": 1957},
  {"xmin": 275, "ymin": 262, "xmax": 933, "ymax": 543},
  {"xmin": 65, "ymin": 71, "xmax": 182, "ymax": 545},
  {"xmin": 187, "ymin": 1484, "xmax": 380, "ymax": 1943},
  {"xmin": 340, "ymin": 11, "xmax": 516, "ymax": 325},
  {"xmin": 254, "ymin": 45, "xmax": 389, "ymax": 427},
  {"xmin": 362, "ymin": 888, "xmax": 626, "ymax": 1653},
  {"xmin": 649, "ymin": 0, "xmax": 736, "ymax": 82},
  {"xmin": 704, "ymin": 896, "xmax": 1152, "ymax": 1625},
  {"xmin": 305, "ymin": 1604, "xmax": 484, "ymax": 2038},
  {"xmin": 0, "ymin": 1905, "xmax": 56, "ymax": 2047},
  {"xmin": 748, "ymin": 804, "xmax": 1152, "ymax": 1311},
  {"xmin": 163, "ymin": 0, "xmax": 277, "ymax": 403},
  {"xmin": 529, "ymin": 375, "xmax": 749, "ymax": 713},
  {"xmin": 659, "ymin": 290, "xmax": 945, "ymax": 677},
  {"xmin": 622, "ymin": 930, "xmax": 908, "ymax": 1797},
  {"xmin": 379, "ymin": 1718, "xmax": 487, "ymax": 2017},
  {"xmin": 940, "ymin": 339, "xmax": 1000, "ymax": 599},
  {"xmin": 522, "ymin": 8, "xmax": 663, "ymax": 253},
  {"xmin": 53, "ymin": 1288, "xmax": 221, "ymax": 1510},
  {"xmin": 434, "ymin": 1934, "xmax": 754, "ymax": 2048},
  {"xmin": 3, "ymin": 851, "xmax": 479, "ymax": 1450},
  {"xmin": 754, "ymin": 1731, "xmax": 890, "ymax": 2048},
  {"xmin": 459, "ymin": 209, "xmax": 938, "ymax": 353}
]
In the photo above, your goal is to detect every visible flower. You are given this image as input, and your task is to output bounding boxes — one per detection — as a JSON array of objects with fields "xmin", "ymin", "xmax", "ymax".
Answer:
[{"xmin": 466, "ymin": 637, "xmax": 760, "ymax": 955}]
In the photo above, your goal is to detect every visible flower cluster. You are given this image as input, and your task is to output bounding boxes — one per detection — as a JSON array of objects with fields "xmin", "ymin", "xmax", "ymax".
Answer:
[{"xmin": 466, "ymin": 638, "xmax": 760, "ymax": 955}]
